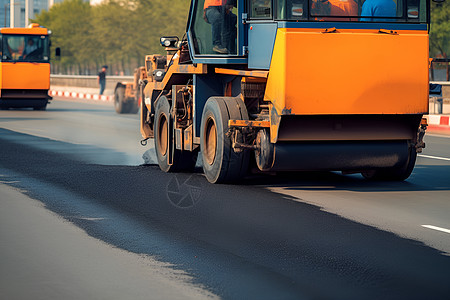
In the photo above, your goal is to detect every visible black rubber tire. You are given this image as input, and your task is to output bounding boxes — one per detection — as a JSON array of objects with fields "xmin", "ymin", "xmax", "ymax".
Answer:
[
  {"xmin": 154, "ymin": 96, "xmax": 198, "ymax": 173},
  {"xmin": 127, "ymin": 100, "xmax": 139, "ymax": 114},
  {"xmin": 114, "ymin": 86, "xmax": 128, "ymax": 114},
  {"xmin": 361, "ymin": 146, "xmax": 417, "ymax": 181},
  {"xmin": 33, "ymin": 105, "xmax": 47, "ymax": 111},
  {"xmin": 127, "ymin": 84, "xmax": 142, "ymax": 114},
  {"xmin": 200, "ymin": 96, "xmax": 250, "ymax": 183},
  {"xmin": 227, "ymin": 97, "xmax": 250, "ymax": 179}
]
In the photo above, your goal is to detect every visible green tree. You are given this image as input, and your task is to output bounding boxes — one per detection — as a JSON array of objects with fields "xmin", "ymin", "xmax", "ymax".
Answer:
[
  {"xmin": 33, "ymin": 0, "xmax": 94, "ymax": 74},
  {"xmin": 133, "ymin": 0, "xmax": 190, "ymax": 57},
  {"xmin": 33, "ymin": 0, "xmax": 190, "ymax": 74},
  {"xmin": 33, "ymin": 0, "xmax": 450, "ymax": 73},
  {"xmin": 430, "ymin": 1, "xmax": 450, "ymax": 57}
]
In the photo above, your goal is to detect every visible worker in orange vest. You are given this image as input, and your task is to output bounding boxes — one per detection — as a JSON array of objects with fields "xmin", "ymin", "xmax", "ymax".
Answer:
[
  {"xmin": 204, "ymin": 0, "xmax": 236, "ymax": 54},
  {"xmin": 311, "ymin": 0, "xmax": 358, "ymax": 21}
]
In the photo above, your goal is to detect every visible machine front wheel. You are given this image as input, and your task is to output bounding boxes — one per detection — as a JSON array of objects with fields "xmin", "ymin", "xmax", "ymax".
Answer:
[
  {"xmin": 127, "ymin": 100, "xmax": 139, "ymax": 114},
  {"xmin": 361, "ymin": 146, "xmax": 417, "ymax": 181},
  {"xmin": 114, "ymin": 86, "xmax": 127, "ymax": 114},
  {"xmin": 200, "ymin": 97, "xmax": 249, "ymax": 183},
  {"xmin": 127, "ymin": 85, "xmax": 142, "ymax": 114}
]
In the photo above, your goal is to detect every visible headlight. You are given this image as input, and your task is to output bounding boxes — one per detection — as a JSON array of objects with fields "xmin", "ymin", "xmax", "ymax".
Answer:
[{"xmin": 160, "ymin": 36, "xmax": 179, "ymax": 48}]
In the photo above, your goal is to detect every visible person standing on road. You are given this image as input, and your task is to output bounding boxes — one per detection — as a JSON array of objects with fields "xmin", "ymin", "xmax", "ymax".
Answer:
[
  {"xmin": 98, "ymin": 65, "xmax": 108, "ymax": 95},
  {"xmin": 360, "ymin": 0, "xmax": 396, "ymax": 21}
]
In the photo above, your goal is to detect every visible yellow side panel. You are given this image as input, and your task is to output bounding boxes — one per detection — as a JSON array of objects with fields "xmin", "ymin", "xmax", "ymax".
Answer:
[
  {"xmin": 265, "ymin": 28, "xmax": 429, "ymax": 115},
  {"xmin": 0, "ymin": 27, "xmax": 48, "ymax": 35},
  {"xmin": 0, "ymin": 63, "xmax": 50, "ymax": 90}
]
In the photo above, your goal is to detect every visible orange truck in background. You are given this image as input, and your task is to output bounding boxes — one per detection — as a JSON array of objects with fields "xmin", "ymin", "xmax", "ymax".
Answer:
[
  {"xmin": 113, "ymin": 66, "xmax": 148, "ymax": 114},
  {"xmin": 0, "ymin": 23, "xmax": 57, "ymax": 110},
  {"xmin": 114, "ymin": 55, "xmax": 169, "ymax": 114}
]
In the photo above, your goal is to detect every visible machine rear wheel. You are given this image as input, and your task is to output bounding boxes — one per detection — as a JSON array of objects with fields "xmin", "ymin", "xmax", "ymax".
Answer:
[
  {"xmin": 200, "ymin": 97, "xmax": 249, "ymax": 183},
  {"xmin": 127, "ymin": 100, "xmax": 139, "ymax": 114},
  {"xmin": 361, "ymin": 146, "xmax": 417, "ymax": 181},
  {"xmin": 154, "ymin": 96, "xmax": 198, "ymax": 172},
  {"xmin": 114, "ymin": 86, "xmax": 127, "ymax": 114},
  {"xmin": 127, "ymin": 85, "xmax": 141, "ymax": 114}
]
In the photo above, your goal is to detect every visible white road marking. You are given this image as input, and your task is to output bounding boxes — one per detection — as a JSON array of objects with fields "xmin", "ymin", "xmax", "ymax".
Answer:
[
  {"xmin": 77, "ymin": 217, "xmax": 106, "ymax": 221},
  {"xmin": 418, "ymin": 154, "xmax": 450, "ymax": 161},
  {"xmin": 0, "ymin": 180, "xmax": 20, "ymax": 184},
  {"xmin": 427, "ymin": 133, "xmax": 450, "ymax": 139},
  {"xmin": 422, "ymin": 225, "xmax": 450, "ymax": 234}
]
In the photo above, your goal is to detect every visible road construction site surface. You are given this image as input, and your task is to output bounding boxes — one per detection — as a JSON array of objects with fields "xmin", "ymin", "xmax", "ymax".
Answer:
[{"xmin": 1, "ymin": 98, "xmax": 450, "ymax": 300}]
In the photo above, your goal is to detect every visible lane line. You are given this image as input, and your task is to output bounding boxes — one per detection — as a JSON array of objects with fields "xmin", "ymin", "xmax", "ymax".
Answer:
[
  {"xmin": 427, "ymin": 133, "xmax": 450, "ymax": 139},
  {"xmin": 422, "ymin": 225, "xmax": 450, "ymax": 234},
  {"xmin": 418, "ymin": 154, "xmax": 450, "ymax": 161}
]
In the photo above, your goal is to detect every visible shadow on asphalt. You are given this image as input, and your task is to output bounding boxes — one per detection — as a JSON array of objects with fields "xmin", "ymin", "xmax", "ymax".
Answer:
[
  {"xmin": 1, "ymin": 128, "xmax": 450, "ymax": 300},
  {"xmin": 1, "ymin": 107, "xmax": 113, "ymax": 113},
  {"xmin": 0, "ymin": 117, "xmax": 50, "ymax": 122},
  {"xmin": 47, "ymin": 107, "xmax": 114, "ymax": 113},
  {"xmin": 0, "ymin": 128, "xmax": 138, "ymax": 166},
  {"xmin": 245, "ymin": 166, "xmax": 450, "ymax": 192}
]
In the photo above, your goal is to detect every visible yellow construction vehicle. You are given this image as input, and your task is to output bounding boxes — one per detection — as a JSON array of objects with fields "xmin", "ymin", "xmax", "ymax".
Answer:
[
  {"xmin": 140, "ymin": 0, "xmax": 434, "ymax": 183},
  {"xmin": 114, "ymin": 67, "xmax": 147, "ymax": 114}
]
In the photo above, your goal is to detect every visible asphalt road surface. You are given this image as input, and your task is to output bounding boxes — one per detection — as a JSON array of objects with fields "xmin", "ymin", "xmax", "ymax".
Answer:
[{"xmin": 1, "ymin": 98, "xmax": 450, "ymax": 300}]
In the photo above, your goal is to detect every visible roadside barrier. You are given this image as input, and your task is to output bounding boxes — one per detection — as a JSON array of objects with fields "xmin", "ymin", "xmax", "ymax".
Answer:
[
  {"xmin": 425, "ymin": 115, "xmax": 450, "ymax": 127},
  {"xmin": 50, "ymin": 90, "xmax": 113, "ymax": 102}
]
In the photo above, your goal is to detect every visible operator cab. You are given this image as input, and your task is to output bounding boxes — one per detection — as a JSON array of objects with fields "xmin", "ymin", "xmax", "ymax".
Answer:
[
  {"xmin": 187, "ymin": 0, "xmax": 430, "ymax": 66},
  {"xmin": 1, "ymin": 34, "xmax": 50, "ymax": 62}
]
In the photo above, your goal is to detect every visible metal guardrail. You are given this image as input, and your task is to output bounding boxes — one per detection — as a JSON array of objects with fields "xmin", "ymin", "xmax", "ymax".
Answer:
[
  {"xmin": 430, "ymin": 81, "xmax": 450, "ymax": 86},
  {"xmin": 51, "ymin": 75, "xmax": 450, "ymax": 86},
  {"xmin": 50, "ymin": 75, "xmax": 449, "ymax": 114},
  {"xmin": 50, "ymin": 74, "xmax": 134, "ymax": 90},
  {"xmin": 51, "ymin": 74, "xmax": 134, "ymax": 81}
]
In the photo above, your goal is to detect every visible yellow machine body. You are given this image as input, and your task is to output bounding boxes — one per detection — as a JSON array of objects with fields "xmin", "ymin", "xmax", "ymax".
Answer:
[
  {"xmin": 264, "ymin": 28, "xmax": 429, "ymax": 143},
  {"xmin": 266, "ymin": 28, "xmax": 428, "ymax": 116},
  {"xmin": 0, "ymin": 62, "xmax": 50, "ymax": 91},
  {"xmin": 0, "ymin": 24, "xmax": 51, "ymax": 109},
  {"xmin": 139, "ymin": 0, "xmax": 431, "ymax": 182}
]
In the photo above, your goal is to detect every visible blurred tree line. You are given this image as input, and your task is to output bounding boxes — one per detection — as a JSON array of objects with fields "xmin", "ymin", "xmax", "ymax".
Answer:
[
  {"xmin": 430, "ymin": 0, "xmax": 450, "ymax": 58},
  {"xmin": 33, "ymin": 0, "xmax": 189, "ymax": 75},
  {"xmin": 35, "ymin": 0, "xmax": 449, "ymax": 75}
]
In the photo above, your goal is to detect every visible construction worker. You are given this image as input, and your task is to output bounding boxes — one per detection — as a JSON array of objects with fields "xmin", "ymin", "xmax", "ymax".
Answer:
[
  {"xmin": 23, "ymin": 39, "xmax": 38, "ymax": 58},
  {"xmin": 328, "ymin": 0, "xmax": 358, "ymax": 21},
  {"xmin": 311, "ymin": 0, "xmax": 358, "ymax": 20},
  {"xmin": 360, "ymin": 0, "xmax": 396, "ymax": 21},
  {"xmin": 204, "ymin": 0, "xmax": 236, "ymax": 54},
  {"xmin": 98, "ymin": 65, "xmax": 108, "ymax": 95}
]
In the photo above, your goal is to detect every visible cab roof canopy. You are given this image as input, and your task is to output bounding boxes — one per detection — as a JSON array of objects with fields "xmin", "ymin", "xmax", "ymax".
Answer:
[{"xmin": 0, "ymin": 24, "xmax": 48, "ymax": 35}]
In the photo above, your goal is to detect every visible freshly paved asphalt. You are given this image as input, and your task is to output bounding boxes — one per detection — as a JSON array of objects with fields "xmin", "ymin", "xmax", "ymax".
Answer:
[{"xmin": 1, "ymin": 98, "xmax": 450, "ymax": 300}]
